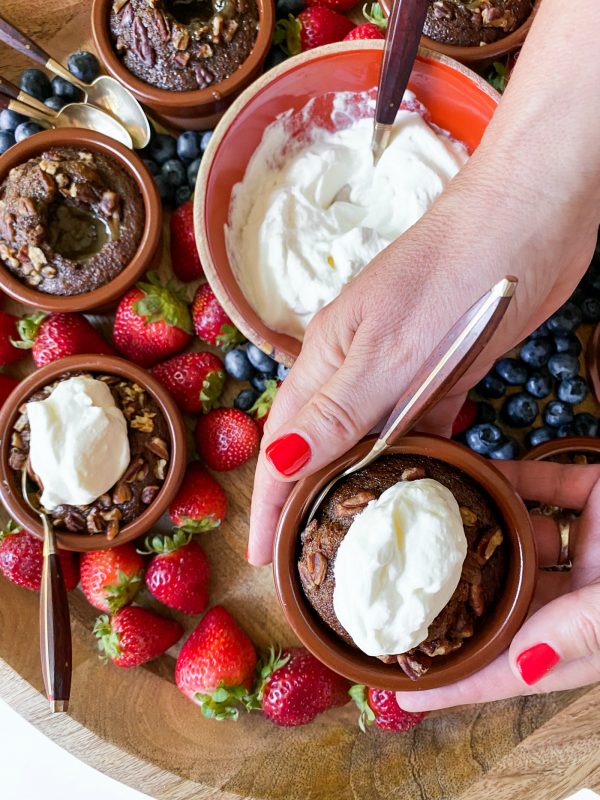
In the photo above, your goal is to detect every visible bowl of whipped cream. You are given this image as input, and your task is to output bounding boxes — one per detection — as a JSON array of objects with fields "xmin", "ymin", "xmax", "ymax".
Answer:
[{"xmin": 195, "ymin": 40, "xmax": 500, "ymax": 365}]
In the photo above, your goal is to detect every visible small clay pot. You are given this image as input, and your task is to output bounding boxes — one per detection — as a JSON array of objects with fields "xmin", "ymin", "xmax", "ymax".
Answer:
[
  {"xmin": 522, "ymin": 436, "xmax": 600, "ymax": 463},
  {"xmin": 0, "ymin": 355, "xmax": 187, "ymax": 552},
  {"xmin": 273, "ymin": 435, "xmax": 536, "ymax": 691},
  {"xmin": 0, "ymin": 128, "xmax": 161, "ymax": 314},
  {"xmin": 91, "ymin": 0, "xmax": 275, "ymax": 131}
]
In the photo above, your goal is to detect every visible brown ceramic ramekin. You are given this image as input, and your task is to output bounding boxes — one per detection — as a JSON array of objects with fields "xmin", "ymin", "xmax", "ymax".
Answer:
[
  {"xmin": 0, "ymin": 128, "xmax": 161, "ymax": 314},
  {"xmin": 523, "ymin": 436, "xmax": 600, "ymax": 463},
  {"xmin": 91, "ymin": 0, "xmax": 275, "ymax": 130},
  {"xmin": 273, "ymin": 434, "xmax": 536, "ymax": 691},
  {"xmin": 0, "ymin": 354, "xmax": 186, "ymax": 552}
]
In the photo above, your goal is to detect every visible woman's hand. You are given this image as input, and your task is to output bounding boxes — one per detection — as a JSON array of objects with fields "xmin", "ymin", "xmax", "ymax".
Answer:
[{"xmin": 397, "ymin": 460, "xmax": 600, "ymax": 711}]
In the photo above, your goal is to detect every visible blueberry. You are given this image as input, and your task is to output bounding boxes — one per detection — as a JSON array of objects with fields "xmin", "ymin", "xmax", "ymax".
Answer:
[
  {"xmin": 546, "ymin": 301, "xmax": 583, "ymax": 334},
  {"xmin": 264, "ymin": 45, "xmax": 288, "ymax": 71},
  {"xmin": 580, "ymin": 296, "xmax": 600, "ymax": 323},
  {"xmin": 250, "ymin": 372, "xmax": 274, "ymax": 393},
  {"xmin": 554, "ymin": 334, "xmax": 581, "ymax": 356},
  {"xmin": 234, "ymin": 387, "xmax": 259, "ymax": 412},
  {"xmin": 246, "ymin": 343, "xmax": 277, "ymax": 374},
  {"xmin": 224, "ymin": 347, "xmax": 254, "ymax": 381},
  {"xmin": 573, "ymin": 412, "xmax": 598, "ymax": 437},
  {"xmin": 465, "ymin": 423, "xmax": 505, "ymax": 455},
  {"xmin": 557, "ymin": 376, "xmax": 588, "ymax": 405},
  {"xmin": 0, "ymin": 109, "xmax": 27, "ymax": 132},
  {"xmin": 277, "ymin": 362, "xmax": 290, "ymax": 381},
  {"xmin": 147, "ymin": 133, "xmax": 177, "ymax": 165},
  {"xmin": 161, "ymin": 158, "xmax": 187, "ymax": 187},
  {"xmin": 275, "ymin": 0, "xmax": 305, "ymax": 17},
  {"xmin": 175, "ymin": 185, "xmax": 191, "ymax": 206},
  {"xmin": 584, "ymin": 265, "xmax": 600, "ymax": 294},
  {"xmin": 44, "ymin": 96, "xmax": 65, "ymax": 112},
  {"xmin": 476, "ymin": 373, "xmax": 506, "ymax": 399},
  {"xmin": 50, "ymin": 75, "xmax": 82, "ymax": 102},
  {"xmin": 529, "ymin": 322, "xmax": 550, "ymax": 337},
  {"xmin": 569, "ymin": 284, "xmax": 587, "ymax": 306},
  {"xmin": 548, "ymin": 353, "xmax": 579, "ymax": 380},
  {"xmin": 153, "ymin": 174, "xmax": 174, "ymax": 207},
  {"xmin": 495, "ymin": 357, "xmax": 528, "ymax": 385},
  {"xmin": 519, "ymin": 337, "xmax": 553, "ymax": 368},
  {"xmin": 502, "ymin": 392, "xmax": 538, "ymax": 427},
  {"xmin": 177, "ymin": 130, "xmax": 200, "ymax": 161},
  {"xmin": 0, "ymin": 131, "xmax": 15, "ymax": 154},
  {"xmin": 142, "ymin": 158, "xmax": 159, "ymax": 175},
  {"xmin": 19, "ymin": 68, "xmax": 51, "ymax": 100},
  {"xmin": 14, "ymin": 122, "xmax": 44, "ymax": 142},
  {"xmin": 525, "ymin": 371, "xmax": 553, "ymax": 399},
  {"xmin": 556, "ymin": 423, "xmax": 576, "ymax": 438},
  {"xmin": 67, "ymin": 50, "xmax": 100, "ymax": 83},
  {"xmin": 187, "ymin": 157, "xmax": 202, "ymax": 187},
  {"xmin": 544, "ymin": 400, "xmax": 574, "ymax": 428},
  {"xmin": 489, "ymin": 437, "xmax": 520, "ymax": 460},
  {"xmin": 199, "ymin": 130, "xmax": 213, "ymax": 152},
  {"xmin": 526, "ymin": 426, "xmax": 555, "ymax": 448}
]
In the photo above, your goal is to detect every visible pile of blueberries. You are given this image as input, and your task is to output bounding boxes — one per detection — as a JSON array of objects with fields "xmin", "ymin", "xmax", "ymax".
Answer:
[
  {"xmin": 461, "ymin": 236, "xmax": 600, "ymax": 459},
  {"xmin": 224, "ymin": 342, "xmax": 289, "ymax": 411},
  {"xmin": 0, "ymin": 52, "xmax": 100, "ymax": 155}
]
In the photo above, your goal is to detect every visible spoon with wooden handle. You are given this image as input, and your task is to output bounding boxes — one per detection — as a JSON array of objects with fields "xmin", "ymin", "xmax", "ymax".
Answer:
[
  {"xmin": 21, "ymin": 468, "xmax": 72, "ymax": 713},
  {"xmin": 0, "ymin": 75, "xmax": 133, "ymax": 147},
  {"xmin": 372, "ymin": 0, "xmax": 429, "ymax": 161},
  {"xmin": 305, "ymin": 276, "xmax": 518, "ymax": 523},
  {"xmin": 0, "ymin": 12, "xmax": 150, "ymax": 149}
]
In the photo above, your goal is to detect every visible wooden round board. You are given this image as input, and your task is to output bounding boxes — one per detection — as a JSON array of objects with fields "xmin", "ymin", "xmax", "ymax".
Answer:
[{"xmin": 2, "ymin": 3, "xmax": 600, "ymax": 799}]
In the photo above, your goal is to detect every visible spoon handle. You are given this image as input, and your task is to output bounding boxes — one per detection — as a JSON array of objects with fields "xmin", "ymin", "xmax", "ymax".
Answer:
[
  {"xmin": 0, "ymin": 12, "xmax": 51, "ymax": 66},
  {"xmin": 39, "ymin": 516, "xmax": 72, "ymax": 713},
  {"xmin": 378, "ymin": 276, "xmax": 518, "ymax": 446}
]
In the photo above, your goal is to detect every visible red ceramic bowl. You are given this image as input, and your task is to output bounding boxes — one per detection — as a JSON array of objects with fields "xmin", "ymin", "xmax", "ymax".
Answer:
[{"xmin": 196, "ymin": 41, "xmax": 500, "ymax": 367}]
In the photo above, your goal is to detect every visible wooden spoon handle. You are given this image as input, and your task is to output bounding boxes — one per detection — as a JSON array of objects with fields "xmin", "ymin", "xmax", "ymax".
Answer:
[
  {"xmin": 0, "ymin": 75, "xmax": 20, "ymax": 100},
  {"xmin": 0, "ymin": 13, "xmax": 50, "ymax": 66}
]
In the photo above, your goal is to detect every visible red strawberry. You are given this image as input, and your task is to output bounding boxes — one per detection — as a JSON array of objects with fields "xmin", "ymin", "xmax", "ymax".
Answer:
[
  {"xmin": 344, "ymin": 22, "xmax": 385, "ymax": 39},
  {"xmin": 175, "ymin": 605, "xmax": 257, "ymax": 719},
  {"xmin": 276, "ymin": 8, "xmax": 355, "ymax": 54},
  {"xmin": 0, "ymin": 373, "xmax": 19, "ymax": 409},
  {"xmin": 0, "ymin": 521, "xmax": 79, "ymax": 592},
  {"xmin": 169, "ymin": 462, "xmax": 227, "ymax": 532},
  {"xmin": 451, "ymin": 397, "xmax": 478, "ymax": 436},
  {"xmin": 350, "ymin": 685, "xmax": 427, "ymax": 732},
  {"xmin": 251, "ymin": 647, "xmax": 350, "ymax": 727},
  {"xmin": 13, "ymin": 312, "xmax": 114, "ymax": 367},
  {"xmin": 306, "ymin": 0, "xmax": 359, "ymax": 10},
  {"xmin": 170, "ymin": 200, "xmax": 203, "ymax": 282},
  {"xmin": 113, "ymin": 272, "xmax": 193, "ymax": 368},
  {"xmin": 0, "ymin": 311, "xmax": 28, "ymax": 366},
  {"xmin": 151, "ymin": 351, "xmax": 225, "ymax": 414},
  {"xmin": 191, "ymin": 282, "xmax": 244, "ymax": 351},
  {"xmin": 80, "ymin": 544, "xmax": 145, "ymax": 613},
  {"xmin": 94, "ymin": 606, "xmax": 183, "ymax": 668},
  {"xmin": 248, "ymin": 379, "xmax": 278, "ymax": 436},
  {"xmin": 142, "ymin": 531, "xmax": 210, "ymax": 614},
  {"xmin": 195, "ymin": 408, "xmax": 259, "ymax": 471}
]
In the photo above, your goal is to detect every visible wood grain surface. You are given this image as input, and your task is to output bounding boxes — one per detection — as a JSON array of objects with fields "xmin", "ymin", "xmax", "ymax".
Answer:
[{"xmin": 0, "ymin": 3, "xmax": 599, "ymax": 799}]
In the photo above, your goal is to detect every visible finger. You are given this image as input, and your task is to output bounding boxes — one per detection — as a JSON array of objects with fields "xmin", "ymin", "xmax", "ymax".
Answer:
[
  {"xmin": 495, "ymin": 461, "xmax": 600, "ymax": 510},
  {"xmin": 247, "ymin": 459, "xmax": 292, "ymax": 565}
]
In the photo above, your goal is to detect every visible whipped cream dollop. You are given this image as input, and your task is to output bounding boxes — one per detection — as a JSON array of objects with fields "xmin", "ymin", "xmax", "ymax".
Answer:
[
  {"xmin": 27, "ymin": 376, "xmax": 130, "ymax": 510},
  {"xmin": 332, "ymin": 478, "xmax": 467, "ymax": 657},
  {"xmin": 226, "ymin": 90, "xmax": 468, "ymax": 340}
]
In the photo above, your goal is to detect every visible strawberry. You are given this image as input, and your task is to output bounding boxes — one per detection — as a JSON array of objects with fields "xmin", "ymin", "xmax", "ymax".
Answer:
[
  {"xmin": 94, "ymin": 606, "xmax": 183, "ymax": 668},
  {"xmin": 275, "ymin": 8, "xmax": 355, "ymax": 54},
  {"xmin": 195, "ymin": 408, "xmax": 260, "ymax": 471},
  {"xmin": 0, "ymin": 373, "xmax": 19, "ymax": 409},
  {"xmin": 191, "ymin": 282, "xmax": 244, "ymax": 351},
  {"xmin": 249, "ymin": 647, "xmax": 351, "ymax": 727},
  {"xmin": 170, "ymin": 200, "xmax": 203, "ymax": 282},
  {"xmin": 113, "ymin": 272, "xmax": 193, "ymax": 368},
  {"xmin": 175, "ymin": 605, "xmax": 257, "ymax": 719},
  {"xmin": 0, "ymin": 521, "xmax": 79, "ymax": 592},
  {"xmin": 142, "ymin": 530, "xmax": 210, "ymax": 614},
  {"xmin": 151, "ymin": 351, "xmax": 225, "ymax": 414},
  {"xmin": 169, "ymin": 462, "xmax": 227, "ymax": 533},
  {"xmin": 350, "ymin": 685, "xmax": 427, "ymax": 732},
  {"xmin": 13, "ymin": 312, "xmax": 114, "ymax": 367},
  {"xmin": 451, "ymin": 397, "xmax": 478, "ymax": 436},
  {"xmin": 0, "ymin": 311, "xmax": 28, "ymax": 366},
  {"xmin": 344, "ymin": 22, "xmax": 385, "ymax": 39},
  {"xmin": 306, "ymin": 0, "xmax": 359, "ymax": 10},
  {"xmin": 248, "ymin": 379, "xmax": 278, "ymax": 436},
  {"xmin": 80, "ymin": 544, "xmax": 145, "ymax": 613}
]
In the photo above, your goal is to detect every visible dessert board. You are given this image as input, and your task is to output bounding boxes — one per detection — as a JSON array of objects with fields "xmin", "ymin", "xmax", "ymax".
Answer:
[{"xmin": 1, "ymin": 2, "xmax": 600, "ymax": 799}]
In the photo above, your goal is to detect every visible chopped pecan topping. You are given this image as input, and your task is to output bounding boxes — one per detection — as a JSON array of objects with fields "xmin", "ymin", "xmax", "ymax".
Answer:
[
  {"xmin": 113, "ymin": 0, "xmax": 130, "ymax": 11},
  {"xmin": 469, "ymin": 582, "xmax": 485, "ymax": 617},
  {"xmin": 112, "ymin": 481, "xmax": 132, "ymax": 505},
  {"xmin": 154, "ymin": 459, "xmax": 167, "ymax": 480},
  {"xmin": 477, "ymin": 526, "xmax": 503, "ymax": 561},
  {"xmin": 106, "ymin": 519, "xmax": 120, "ymax": 541},
  {"xmin": 86, "ymin": 507, "xmax": 103, "ymax": 534},
  {"xmin": 146, "ymin": 436, "xmax": 168, "ymax": 460},
  {"xmin": 305, "ymin": 551, "xmax": 328, "ymax": 587},
  {"xmin": 172, "ymin": 25, "xmax": 189, "ymax": 50},
  {"xmin": 400, "ymin": 466, "xmax": 426, "ymax": 481},
  {"xmin": 131, "ymin": 410, "xmax": 156, "ymax": 433},
  {"xmin": 141, "ymin": 485, "xmax": 159, "ymax": 504},
  {"xmin": 397, "ymin": 652, "xmax": 432, "ymax": 680},
  {"xmin": 131, "ymin": 16, "xmax": 155, "ymax": 66},
  {"xmin": 420, "ymin": 638, "xmax": 462, "ymax": 658},
  {"xmin": 123, "ymin": 457, "xmax": 144, "ymax": 483},
  {"xmin": 174, "ymin": 51, "xmax": 191, "ymax": 66},
  {"xmin": 334, "ymin": 491, "xmax": 376, "ymax": 518},
  {"xmin": 300, "ymin": 518, "xmax": 318, "ymax": 545},
  {"xmin": 17, "ymin": 197, "xmax": 36, "ymax": 216},
  {"xmin": 459, "ymin": 506, "xmax": 477, "ymax": 526}
]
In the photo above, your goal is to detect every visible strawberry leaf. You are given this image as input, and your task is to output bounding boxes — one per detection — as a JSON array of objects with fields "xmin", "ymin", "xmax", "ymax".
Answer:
[
  {"xmin": 134, "ymin": 272, "xmax": 193, "ymax": 334},
  {"xmin": 274, "ymin": 15, "xmax": 302, "ymax": 57},
  {"xmin": 195, "ymin": 682, "xmax": 249, "ymax": 721},
  {"xmin": 199, "ymin": 370, "xmax": 226, "ymax": 413},
  {"xmin": 138, "ymin": 529, "xmax": 192, "ymax": 555},
  {"xmin": 11, "ymin": 311, "xmax": 46, "ymax": 350},
  {"xmin": 0, "ymin": 519, "xmax": 21, "ymax": 543},
  {"xmin": 243, "ymin": 645, "xmax": 290, "ymax": 710},
  {"xmin": 177, "ymin": 515, "xmax": 221, "ymax": 534},
  {"xmin": 249, "ymin": 379, "xmax": 278, "ymax": 420},
  {"xmin": 363, "ymin": 2, "xmax": 387, "ymax": 28},
  {"xmin": 215, "ymin": 323, "xmax": 245, "ymax": 352},
  {"xmin": 94, "ymin": 614, "xmax": 121, "ymax": 663},
  {"xmin": 104, "ymin": 569, "xmax": 143, "ymax": 614},
  {"xmin": 349, "ymin": 684, "xmax": 375, "ymax": 733}
]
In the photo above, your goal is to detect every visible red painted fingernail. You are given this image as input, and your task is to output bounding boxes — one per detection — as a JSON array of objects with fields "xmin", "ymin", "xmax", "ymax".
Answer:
[
  {"xmin": 266, "ymin": 433, "xmax": 311, "ymax": 477},
  {"xmin": 245, "ymin": 546, "xmax": 250, "ymax": 561},
  {"xmin": 516, "ymin": 643, "xmax": 560, "ymax": 685}
]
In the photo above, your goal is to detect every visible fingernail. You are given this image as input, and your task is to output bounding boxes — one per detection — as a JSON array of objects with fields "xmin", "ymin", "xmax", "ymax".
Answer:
[
  {"xmin": 266, "ymin": 433, "xmax": 311, "ymax": 477},
  {"xmin": 245, "ymin": 545, "xmax": 249, "ymax": 561},
  {"xmin": 516, "ymin": 643, "xmax": 560, "ymax": 685}
]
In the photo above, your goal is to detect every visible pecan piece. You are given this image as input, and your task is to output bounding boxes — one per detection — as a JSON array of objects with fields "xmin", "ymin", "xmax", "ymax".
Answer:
[
  {"xmin": 174, "ymin": 51, "xmax": 191, "ymax": 67},
  {"xmin": 64, "ymin": 509, "xmax": 86, "ymax": 532},
  {"xmin": 397, "ymin": 652, "xmax": 432, "ymax": 680},
  {"xmin": 17, "ymin": 197, "xmax": 36, "ymax": 216},
  {"xmin": 113, "ymin": 0, "xmax": 129, "ymax": 11},
  {"xmin": 8, "ymin": 450, "xmax": 26, "ymax": 471},
  {"xmin": 154, "ymin": 459, "xmax": 167, "ymax": 480},
  {"xmin": 469, "ymin": 582, "xmax": 485, "ymax": 617},
  {"xmin": 193, "ymin": 63, "xmax": 214, "ymax": 88},
  {"xmin": 462, "ymin": 551, "xmax": 484, "ymax": 584},
  {"xmin": 477, "ymin": 526, "xmax": 503, "ymax": 561},
  {"xmin": 101, "ymin": 507, "xmax": 122, "ymax": 522},
  {"xmin": 131, "ymin": 16, "xmax": 155, "ymax": 66},
  {"xmin": 131, "ymin": 410, "xmax": 155, "ymax": 433},
  {"xmin": 123, "ymin": 457, "xmax": 144, "ymax": 483},
  {"xmin": 172, "ymin": 25, "xmax": 189, "ymax": 50},
  {"xmin": 300, "ymin": 518, "xmax": 318, "ymax": 545},
  {"xmin": 153, "ymin": 9, "xmax": 170, "ymax": 41},
  {"xmin": 305, "ymin": 551, "xmax": 328, "ymax": 587},
  {"xmin": 27, "ymin": 245, "xmax": 47, "ymax": 269},
  {"xmin": 146, "ymin": 436, "xmax": 168, "ymax": 460},
  {"xmin": 112, "ymin": 481, "xmax": 132, "ymax": 505},
  {"xmin": 420, "ymin": 638, "xmax": 462, "ymax": 658},
  {"xmin": 141, "ymin": 485, "xmax": 159, "ymax": 504},
  {"xmin": 334, "ymin": 491, "xmax": 375, "ymax": 518},
  {"xmin": 106, "ymin": 519, "xmax": 120, "ymax": 541},
  {"xmin": 454, "ymin": 608, "xmax": 474, "ymax": 639},
  {"xmin": 97, "ymin": 493, "xmax": 112, "ymax": 509},
  {"xmin": 86, "ymin": 508, "xmax": 103, "ymax": 534},
  {"xmin": 100, "ymin": 190, "xmax": 120, "ymax": 218},
  {"xmin": 459, "ymin": 506, "xmax": 477, "ymax": 526},
  {"xmin": 400, "ymin": 466, "xmax": 426, "ymax": 481}
]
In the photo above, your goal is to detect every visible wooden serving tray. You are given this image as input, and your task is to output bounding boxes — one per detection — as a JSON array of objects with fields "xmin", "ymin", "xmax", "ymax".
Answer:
[{"xmin": 2, "ymin": 3, "xmax": 600, "ymax": 798}]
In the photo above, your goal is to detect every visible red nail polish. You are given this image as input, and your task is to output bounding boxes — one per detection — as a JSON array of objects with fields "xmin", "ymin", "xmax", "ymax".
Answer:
[
  {"xmin": 245, "ymin": 546, "xmax": 250, "ymax": 561},
  {"xmin": 516, "ymin": 643, "xmax": 560, "ymax": 685},
  {"xmin": 266, "ymin": 433, "xmax": 311, "ymax": 477}
]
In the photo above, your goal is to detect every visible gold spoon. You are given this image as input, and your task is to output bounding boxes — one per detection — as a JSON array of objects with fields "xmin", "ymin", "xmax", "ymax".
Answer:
[
  {"xmin": 0, "ymin": 75, "xmax": 133, "ymax": 148},
  {"xmin": 0, "ymin": 13, "xmax": 150, "ymax": 149},
  {"xmin": 21, "ymin": 467, "xmax": 72, "ymax": 714}
]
